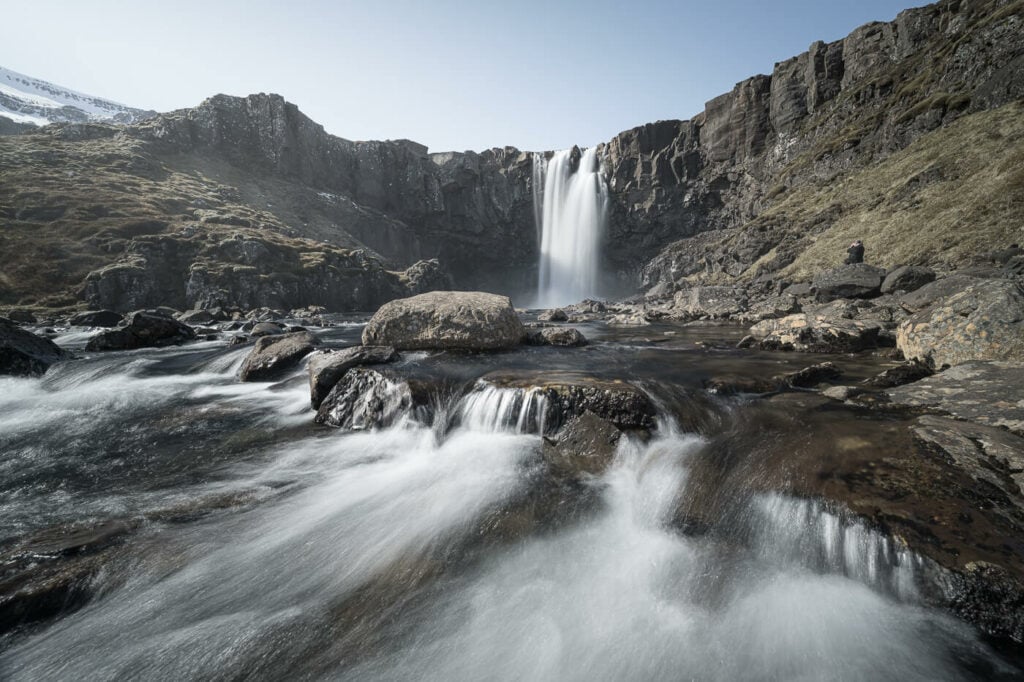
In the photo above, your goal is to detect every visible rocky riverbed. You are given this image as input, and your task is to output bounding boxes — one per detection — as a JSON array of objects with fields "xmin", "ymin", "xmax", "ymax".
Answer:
[{"xmin": 2, "ymin": 286, "xmax": 1024, "ymax": 678}]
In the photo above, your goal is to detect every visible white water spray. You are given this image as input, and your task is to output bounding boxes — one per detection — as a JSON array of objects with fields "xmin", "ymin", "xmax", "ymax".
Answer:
[{"xmin": 535, "ymin": 148, "xmax": 609, "ymax": 308}]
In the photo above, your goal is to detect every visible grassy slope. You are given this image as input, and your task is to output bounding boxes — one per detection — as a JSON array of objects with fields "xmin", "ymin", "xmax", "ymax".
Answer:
[{"xmin": 742, "ymin": 101, "xmax": 1024, "ymax": 280}]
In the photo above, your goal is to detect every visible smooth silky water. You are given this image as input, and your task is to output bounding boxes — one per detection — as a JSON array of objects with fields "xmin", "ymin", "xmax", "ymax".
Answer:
[{"xmin": 0, "ymin": 320, "xmax": 1021, "ymax": 680}]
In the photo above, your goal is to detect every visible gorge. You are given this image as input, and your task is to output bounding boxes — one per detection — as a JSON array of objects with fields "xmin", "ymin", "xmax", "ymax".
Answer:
[{"xmin": 2, "ymin": 0, "xmax": 1024, "ymax": 679}]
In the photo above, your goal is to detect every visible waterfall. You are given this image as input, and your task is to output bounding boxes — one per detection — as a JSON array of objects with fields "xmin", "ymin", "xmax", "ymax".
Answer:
[
  {"xmin": 534, "ymin": 147, "xmax": 609, "ymax": 308},
  {"xmin": 454, "ymin": 382, "xmax": 548, "ymax": 434}
]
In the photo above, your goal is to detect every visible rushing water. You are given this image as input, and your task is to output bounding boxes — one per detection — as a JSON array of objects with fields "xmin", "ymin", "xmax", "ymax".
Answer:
[
  {"xmin": 0, "ymin": 322, "xmax": 1020, "ymax": 680},
  {"xmin": 535, "ymin": 148, "xmax": 609, "ymax": 307}
]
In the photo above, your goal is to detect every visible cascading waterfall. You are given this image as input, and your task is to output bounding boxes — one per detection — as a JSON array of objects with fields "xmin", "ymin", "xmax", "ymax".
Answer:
[{"xmin": 534, "ymin": 148, "xmax": 609, "ymax": 308}]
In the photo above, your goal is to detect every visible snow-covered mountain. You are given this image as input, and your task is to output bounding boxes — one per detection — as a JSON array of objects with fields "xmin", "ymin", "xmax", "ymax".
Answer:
[{"xmin": 0, "ymin": 66, "xmax": 155, "ymax": 127}]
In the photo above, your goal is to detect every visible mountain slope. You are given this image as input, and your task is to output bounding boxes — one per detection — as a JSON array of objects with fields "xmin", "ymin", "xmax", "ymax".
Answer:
[{"xmin": 0, "ymin": 66, "xmax": 155, "ymax": 128}]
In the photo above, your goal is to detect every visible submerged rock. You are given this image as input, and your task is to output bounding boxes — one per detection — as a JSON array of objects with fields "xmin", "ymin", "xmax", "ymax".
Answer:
[
  {"xmin": 307, "ymin": 345, "xmax": 398, "ymax": 409},
  {"xmin": 361, "ymin": 291, "xmax": 524, "ymax": 350},
  {"xmin": 68, "ymin": 310, "xmax": 123, "ymax": 327},
  {"xmin": 864, "ymin": 359, "xmax": 934, "ymax": 388},
  {"xmin": 0, "ymin": 317, "xmax": 71, "ymax": 376},
  {"xmin": 897, "ymin": 279, "xmax": 1024, "ymax": 366},
  {"xmin": 238, "ymin": 331, "xmax": 321, "ymax": 382},
  {"xmin": 781, "ymin": 361, "xmax": 842, "ymax": 388},
  {"xmin": 542, "ymin": 412, "xmax": 622, "ymax": 478}
]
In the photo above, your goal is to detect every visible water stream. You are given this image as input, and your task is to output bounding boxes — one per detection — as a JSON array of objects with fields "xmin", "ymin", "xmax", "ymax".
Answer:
[{"xmin": 0, "ymin": 322, "xmax": 1019, "ymax": 680}]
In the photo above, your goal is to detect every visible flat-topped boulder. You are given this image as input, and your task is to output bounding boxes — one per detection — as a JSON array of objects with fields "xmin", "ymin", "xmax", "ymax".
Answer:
[
  {"xmin": 811, "ymin": 263, "xmax": 886, "ymax": 302},
  {"xmin": 887, "ymin": 361, "xmax": 1024, "ymax": 436},
  {"xmin": 897, "ymin": 279, "xmax": 1024, "ymax": 366},
  {"xmin": 361, "ymin": 291, "xmax": 524, "ymax": 351},
  {"xmin": 238, "ymin": 331, "xmax": 321, "ymax": 382},
  {"xmin": 85, "ymin": 310, "xmax": 196, "ymax": 352},
  {"xmin": 0, "ymin": 317, "xmax": 71, "ymax": 376}
]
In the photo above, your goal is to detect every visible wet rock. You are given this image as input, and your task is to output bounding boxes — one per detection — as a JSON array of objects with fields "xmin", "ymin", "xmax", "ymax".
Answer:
[
  {"xmin": 887, "ymin": 362, "xmax": 1024, "ymax": 436},
  {"xmin": 943, "ymin": 562, "xmax": 1024, "ymax": 644},
  {"xmin": 361, "ymin": 291, "xmax": 524, "ymax": 350},
  {"xmin": 250, "ymin": 321, "xmax": 287, "ymax": 338},
  {"xmin": 736, "ymin": 335, "xmax": 757, "ymax": 349},
  {"xmin": 780, "ymin": 361, "xmax": 842, "ymax": 388},
  {"xmin": 0, "ymin": 519, "xmax": 135, "ymax": 635},
  {"xmin": 307, "ymin": 345, "xmax": 399, "ymax": 409},
  {"xmin": 6, "ymin": 309, "xmax": 36, "ymax": 324},
  {"xmin": 177, "ymin": 309, "xmax": 216, "ymax": 325},
  {"xmin": 538, "ymin": 308, "xmax": 568, "ymax": 322},
  {"xmin": 897, "ymin": 279, "xmax": 1024, "ymax": 366},
  {"xmin": 482, "ymin": 371, "xmax": 656, "ymax": 431},
  {"xmin": 0, "ymin": 317, "xmax": 71, "ymax": 376},
  {"xmin": 85, "ymin": 310, "xmax": 196, "ymax": 351},
  {"xmin": 542, "ymin": 412, "xmax": 622, "ymax": 478},
  {"xmin": 704, "ymin": 375, "xmax": 780, "ymax": 395},
  {"xmin": 880, "ymin": 265, "xmax": 936, "ymax": 294},
  {"xmin": 607, "ymin": 311, "xmax": 649, "ymax": 326},
  {"xmin": 238, "ymin": 330, "xmax": 321, "ymax": 382},
  {"xmin": 864, "ymin": 359, "xmax": 934, "ymax": 388},
  {"xmin": 315, "ymin": 367, "xmax": 431, "ymax": 429},
  {"xmin": 812, "ymin": 264, "xmax": 887, "ymax": 302},
  {"xmin": 68, "ymin": 309, "xmax": 123, "ymax": 327},
  {"xmin": 524, "ymin": 327, "xmax": 588, "ymax": 347},
  {"xmin": 821, "ymin": 385, "xmax": 869, "ymax": 401}
]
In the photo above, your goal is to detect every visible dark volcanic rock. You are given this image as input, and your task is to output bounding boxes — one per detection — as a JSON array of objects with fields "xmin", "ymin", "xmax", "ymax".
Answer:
[
  {"xmin": 238, "ymin": 330, "xmax": 321, "ymax": 382},
  {"xmin": 85, "ymin": 310, "xmax": 196, "ymax": 351},
  {"xmin": 880, "ymin": 265, "xmax": 936, "ymax": 294},
  {"xmin": 864, "ymin": 359, "xmax": 934, "ymax": 388},
  {"xmin": 542, "ymin": 412, "xmax": 623, "ymax": 478},
  {"xmin": 6, "ymin": 309, "xmax": 36, "ymax": 324},
  {"xmin": 481, "ymin": 371, "xmax": 656, "ymax": 432},
  {"xmin": 249, "ymin": 321, "xmax": 286, "ymax": 338},
  {"xmin": 0, "ymin": 317, "xmax": 71, "ymax": 376},
  {"xmin": 69, "ymin": 310, "xmax": 123, "ymax": 327},
  {"xmin": 812, "ymin": 264, "xmax": 886, "ymax": 302},
  {"xmin": 315, "ymin": 367, "xmax": 431, "ymax": 429},
  {"xmin": 361, "ymin": 291, "xmax": 524, "ymax": 351},
  {"xmin": 781, "ymin": 361, "xmax": 842, "ymax": 388},
  {"xmin": 307, "ymin": 345, "xmax": 398, "ymax": 409}
]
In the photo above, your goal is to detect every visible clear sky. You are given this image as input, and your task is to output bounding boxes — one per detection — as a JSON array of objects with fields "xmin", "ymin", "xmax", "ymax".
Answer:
[{"xmin": 2, "ymin": 0, "xmax": 926, "ymax": 153}]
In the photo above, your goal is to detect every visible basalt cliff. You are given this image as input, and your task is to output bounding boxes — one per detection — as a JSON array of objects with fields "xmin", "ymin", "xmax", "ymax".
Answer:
[{"xmin": 1, "ymin": 0, "xmax": 1022, "ymax": 314}]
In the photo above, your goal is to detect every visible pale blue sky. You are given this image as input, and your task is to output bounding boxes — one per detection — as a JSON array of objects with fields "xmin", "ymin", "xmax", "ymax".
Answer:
[{"xmin": 2, "ymin": 0, "xmax": 926, "ymax": 152}]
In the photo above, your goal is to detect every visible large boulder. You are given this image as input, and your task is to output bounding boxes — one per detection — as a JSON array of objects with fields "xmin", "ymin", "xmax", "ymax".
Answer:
[
  {"xmin": 0, "ymin": 318, "xmax": 71, "ymax": 376},
  {"xmin": 880, "ymin": 265, "xmax": 936, "ymax": 294},
  {"xmin": 749, "ymin": 301, "xmax": 884, "ymax": 352},
  {"xmin": 238, "ymin": 331, "xmax": 321, "ymax": 382},
  {"xmin": 307, "ymin": 345, "xmax": 398, "ymax": 409},
  {"xmin": 897, "ymin": 279, "xmax": 1024, "ymax": 366},
  {"xmin": 811, "ymin": 264, "xmax": 886, "ymax": 302},
  {"xmin": 361, "ymin": 291, "xmax": 524, "ymax": 350},
  {"xmin": 674, "ymin": 286, "xmax": 749, "ymax": 319},
  {"xmin": 85, "ymin": 311, "xmax": 196, "ymax": 351},
  {"xmin": 68, "ymin": 310, "xmax": 123, "ymax": 327},
  {"xmin": 898, "ymin": 274, "xmax": 984, "ymax": 313}
]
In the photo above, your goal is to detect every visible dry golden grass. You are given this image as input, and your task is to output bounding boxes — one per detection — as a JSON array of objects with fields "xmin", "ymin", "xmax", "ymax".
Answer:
[{"xmin": 744, "ymin": 102, "xmax": 1024, "ymax": 280}]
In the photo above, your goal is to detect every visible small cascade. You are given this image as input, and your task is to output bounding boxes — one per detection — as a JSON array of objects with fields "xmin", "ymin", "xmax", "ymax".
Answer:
[
  {"xmin": 454, "ymin": 382, "xmax": 548, "ymax": 434},
  {"xmin": 753, "ymin": 493, "xmax": 921, "ymax": 601},
  {"xmin": 534, "ymin": 147, "xmax": 609, "ymax": 307}
]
